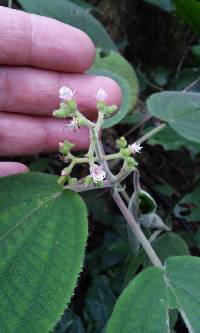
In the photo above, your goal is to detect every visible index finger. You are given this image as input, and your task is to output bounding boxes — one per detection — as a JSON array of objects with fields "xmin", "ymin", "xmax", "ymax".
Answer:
[{"xmin": 0, "ymin": 6, "xmax": 95, "ymax": 73}]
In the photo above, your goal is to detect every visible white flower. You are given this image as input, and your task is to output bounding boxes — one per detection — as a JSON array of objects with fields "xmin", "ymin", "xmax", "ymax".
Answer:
[
  {"xmin": 90, "ymin": 164, "xmax": 106, "ymax": 183},
  {"xmin": 129, "ymin": 143, "xmax": 143, "ymax": 154},
  {"xmin": 66, "ymin": 118, "xmax": 79, "ymax": 131},
  {"xmin": 95, "ymin": 88, "xmax": 108, "ymax": 101},
  {"xmin": 59, "ymin": 86, "xmax": 75, "ymax": 101}
]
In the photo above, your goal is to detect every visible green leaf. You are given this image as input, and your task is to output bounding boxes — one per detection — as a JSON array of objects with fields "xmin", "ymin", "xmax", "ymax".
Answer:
[
  {"xmin": 67, "ymin": 0, "xmax": 95, "ymax": 10},
  {"xmin": 174, "ymin": 186, "xmax": 200, "ymax": 222},
  {"xmin": 106, "ymin": 267, "xmax": 169, "ymax": 333},
  {"xmin": 108, "ymin": 256, "xmax": 200, "ymax": 333},
  {"xmin": 124, "ymin": 232, "xmax": 189, "ymax": 286},
  {"xmin": 120, "ymin": 111, "xmax": 144, "ymax": 125},
  {"xmin": 144, "ymin": 0, "xmax": 173, "ymax": 12},
  {"xmin": 147, "ymin": 91, "xmax": 200, "ymax": 143},
  {"xmin": 0, "ymin": 173, "xmax": 88, "ymax": 333},
  {"xmin": 147, "ymin": 125, "xmax": 199, "ymax": 151},
  {"xmin": 89, "ymin": 68, "xmax": 132, "ymax": 128},
  {"xmin": 166, "ymin": 256, "xmax": 200, "ymax": 333},
  {"xmin": 18, "ymin": 0, "xmax": 117, "ymax": 51},
  {"xmin": 172, "ymin": 0, "xmax": 200, "ymax": 34},
  {"xmin": 149, "ymin": 232, "xmax": 190, "ymax": 264}
]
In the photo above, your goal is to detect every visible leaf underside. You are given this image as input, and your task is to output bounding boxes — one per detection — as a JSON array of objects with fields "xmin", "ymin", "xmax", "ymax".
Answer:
[{"xmin": 147, "ymin": 91, "xmax": 200, "ymax": 143}]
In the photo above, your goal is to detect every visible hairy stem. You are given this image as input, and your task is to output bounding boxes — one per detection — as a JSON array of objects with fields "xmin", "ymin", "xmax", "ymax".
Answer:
[
  {"xmin": 137, "ymin": 123, "xmax": 166, "ymax": 145},
  {"xmin": 112, "ymin": 192, "xmax": 163, "ymax": 268}
]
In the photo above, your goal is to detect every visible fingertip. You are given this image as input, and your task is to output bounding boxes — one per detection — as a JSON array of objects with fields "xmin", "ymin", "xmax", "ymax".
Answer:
[
  {"xmin": 74, "ymin": 29, "xmax": 96, "ymax": 71},
  {"xmin": 0, "ymin": 162, "xmax": 29, "ymax": 177}
]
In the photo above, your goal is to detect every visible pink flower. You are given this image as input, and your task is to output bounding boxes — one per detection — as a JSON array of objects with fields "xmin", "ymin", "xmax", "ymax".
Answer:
[
  {"xmin": 59, "ymin": 86, "xmax": 75, "ymax": 101},
  {"xmin": 95, "ymin": 88, "xmax": 108, "ymax": 101},
  {"xmin": 90, "ymin": 164, "xmax": 106, "ymax": 183},
  {"xmin": 129, "ymin": 143, "xmax": 143, "ymax": 154}
]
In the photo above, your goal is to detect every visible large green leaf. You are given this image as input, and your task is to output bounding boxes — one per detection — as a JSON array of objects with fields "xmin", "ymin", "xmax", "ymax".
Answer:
[
  {"xmin": 172, "ymin": 0, "xmax": 200, "ymax": 34},
  {"xmin": 18, "ymin": 0, "xmax": 117, "ymax": 51},
  {"xmin": 166, "ymin": 256, "xmax": 200, "ymax": 333},
  {"xmin": 89, "ymin": 68, "xmax": 132, "ymax": 128},
  {"xmin": 106, "ymin": 267, "xmax": 168, "ymax": 333},
  {"xmin": 107, "ymin": 256, "xmax": 200, "ymax": 333},
  {"xmin": 147, "ymin": 91, "xmax": 200, "ymax": 143},
  {"xmin": 0, "ymin": 173, "xmax": 88, "ymax": 333}
]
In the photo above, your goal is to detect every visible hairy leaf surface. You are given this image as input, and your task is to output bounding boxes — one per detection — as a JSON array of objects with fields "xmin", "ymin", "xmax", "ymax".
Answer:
[
  {"xmin": 0, "ymin": 173, "xmax": 88, "ymax": 333},
  {"xmin": 107, "ymin": 256, "xmax": 200, "ymax": 333},
  {"xmin": 106, "ymin": 267, "xmax": 169, "ymax": 333}
]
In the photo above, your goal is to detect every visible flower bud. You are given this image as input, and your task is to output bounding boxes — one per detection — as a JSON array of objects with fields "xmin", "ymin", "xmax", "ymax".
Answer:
[
  {"xmin": 84, "ymin": 175, "xmax": 93, "ymax": 187},
  {"xmin": 97, "ymin": 101, "xmax": 106, "ymax": 112},
  {"xmin": 53, "ymin": 104, "xmax": 72, "ymax": 118},
  {"xmin": 117, "ymin": 136, "xmax": 127, "ymax": 149},
  {"xmin": 105, "ymin": 105, "xmax": 117, "ymax": 115},
  {"xmin": 126, "ymin": 157, "xmax": 138, "ymax": 170},
  {"xmin": 121, "ymin": 148, "xmax": 131, "ymax": 158},
  {"xmin": 67, "ymin": 99, "xmax": 77, "ymax": 113},
  {"xmin": 59, "ymin": 140, "xmax": 74, "ymax": 155}
]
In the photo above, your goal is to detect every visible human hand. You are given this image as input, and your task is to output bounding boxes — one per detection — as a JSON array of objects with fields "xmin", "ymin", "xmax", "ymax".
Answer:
[{"xmin": 0, "ymin": 6, "xmax": 121, "ymax": 176}]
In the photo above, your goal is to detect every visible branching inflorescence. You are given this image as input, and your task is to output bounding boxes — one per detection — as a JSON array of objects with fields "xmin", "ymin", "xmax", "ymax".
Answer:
[{"xmin": 53, "ymin": 86, "xmax": 142, "ymax": 187}]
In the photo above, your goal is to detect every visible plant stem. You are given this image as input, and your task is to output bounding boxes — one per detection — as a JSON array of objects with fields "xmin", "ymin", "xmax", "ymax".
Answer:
[
  {"xmin": 97, "ymin": 140, "xmax": 118, "ymax": 184},
  {"xmin": 86, "ymin": 128, "xmax": 96, "ymax": 162},
  {"xmin": 76, "ymin": 110, "xmax": 95, "ymax": 129},
  {"xmin": 112, "ymin": 192, "xmax": 163, "ymax": 268},
  {"xmin": 64, "ymin": 179, "xmax": 112, "ymax": 192},
  {"xmin": 70, "ymin": 152, "xmax": 122, "ymax": 164},
  {"xmin": 93, "ymin": 135, "xmax": 162, "ymax": 267},
  {"xmin": 8, "ymin": 0, "xmax": 12, "ymax": 7},
  {"xmin": 183, "ymin": 75, "xmax": 200, "ymax": 92},
  {"xmin": 137, "ymin": 123, "xmax": 166, "ymax": 145}
]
